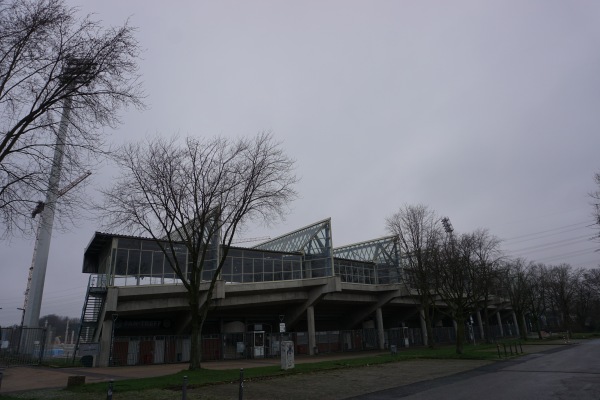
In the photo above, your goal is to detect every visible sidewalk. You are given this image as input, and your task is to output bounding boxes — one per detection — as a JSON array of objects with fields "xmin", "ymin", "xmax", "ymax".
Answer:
[{"xmin": 0, "ymin": 350, "xmax": 386, "ymax": 394}]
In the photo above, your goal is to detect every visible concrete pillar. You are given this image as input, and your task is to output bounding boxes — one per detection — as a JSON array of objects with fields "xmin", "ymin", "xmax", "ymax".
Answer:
[
  {"xmin": 496, "ymin": 312, "xmax": 504, "ymax": 337},
  {"xmin": 476, "ymin": 310, "xmax": 484, "ymax": 340},
  {"xmin": 375, "ymin": 308, "xmax": 385, "ymax": 350},
  {"xmin": 97, "ymin": 318, "xmax": 114, "ymax": 367},
  {"xmin": 512, "ymin": 312, "xmax": 520, "ymax": 336},
  {"xmin": 419, "ymin": 309, "xmax": 428, "ymax": 346},
  {"xmin": 307, "ymin": 306, "xmax": 316, "ymax": 355}
]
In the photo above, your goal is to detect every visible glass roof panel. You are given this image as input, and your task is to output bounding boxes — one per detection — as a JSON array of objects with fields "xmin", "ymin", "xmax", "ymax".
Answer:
[
  {"xmin": 333, "ymin": 235, "xmax": 399, "ymax": 265},
  {"xmin": 254, "ymin": 218, "xmax": 331, "ymax": 255}
]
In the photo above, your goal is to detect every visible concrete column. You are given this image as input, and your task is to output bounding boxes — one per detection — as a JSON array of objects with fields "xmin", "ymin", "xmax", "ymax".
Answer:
[
  {"xmin": 97, "ymin": 318, "xmax": 114, "ymax": 367},
  {"xmin": 512, "ymin": 312, "xmax": 520, "ymax": 336},
  {"xmin": 307, "ymin": 306, "xmax": 316, "ymax": 355},
  {"xmin": 476, "ymin": 311, "xmax": 485, "ymax": 340},
  {"xmin": 419, "ymin": 308, "xmax": 428, "ymax": 346},
  {"xmin": 375, "ymin": 308, "xmax": 385, "ymax": 350},
  {"xmin": 496, "ymin": 312, "xmax": 504, "ymax": 337}
]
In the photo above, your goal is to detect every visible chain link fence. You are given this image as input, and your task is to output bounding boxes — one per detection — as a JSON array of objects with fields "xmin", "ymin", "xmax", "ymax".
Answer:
[{"xmin": 1, "ymin": 327, "xmax": 80, "ymax": 367}]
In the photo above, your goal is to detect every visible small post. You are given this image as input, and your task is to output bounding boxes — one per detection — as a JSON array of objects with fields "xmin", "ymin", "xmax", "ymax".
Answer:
[
  {"xmin": 503, "ymin": 343, "xmax": 507, "ymax": 357},
  {"xmin": 509, "ymin": 343, "xmax": 513, "ymax": 355},
  {"xmin": 238, "ymin": 368, "xmax": 244, "ymax": 400},
  {"xmin": 496, "ymin": 344, "xmax": 501, "ymax": 359},
  {"xmin": 182, "ymin": 375, "xmax": 188, "ymax": 400},
  {"xmin": 519, "ymin": 342, "xmax": 523, "ymax": 354},
  {"xmin": 107, "ymin": 379, "xmax": 114, "ymax": 400}
]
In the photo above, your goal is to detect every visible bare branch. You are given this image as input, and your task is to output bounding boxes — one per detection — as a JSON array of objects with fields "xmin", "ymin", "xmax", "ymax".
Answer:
[
  {"xmin": 0, "ymin": 0, "xmax": 144, "ymax": 236},
  {"xmin": 98, "ymin": 132, "xmax": 297, "ymax": 369}
]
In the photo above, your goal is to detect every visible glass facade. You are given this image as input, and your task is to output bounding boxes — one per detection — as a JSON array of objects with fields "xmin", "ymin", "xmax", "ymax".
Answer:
[
  {"xmin": 220, "ymin": 248, "xmax": 303, "ymax": 283},
  {"xmin": 333, "ymin": 236, "xmax": 401, "ymax": 284},
  {"xmin": 254, "ymin": 219, "xmax": 333, "ymax": 278},
  {"xmin": 112, "ymin": 238, "xmax": 188, "ymax": 286},
  {"xmin": 84, "ymin": 220, "xmax": 401, "ymax": 287},
  {"xmin": 333, "ymin": 258, "xmax": 376, "ymax": 284},
  {"xmin": 102, "ymin": 236, "xmax": 304, "ymax": 287}
]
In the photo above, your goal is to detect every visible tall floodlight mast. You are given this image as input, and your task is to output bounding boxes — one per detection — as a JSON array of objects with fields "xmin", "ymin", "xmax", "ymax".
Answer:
[
  {"xmin": 441, "ymin": 217, "xmax": 454, "ymax": 235},
  {"xmin": 22, "ymin": 59, "xmax": 96, "ymax": 328}
]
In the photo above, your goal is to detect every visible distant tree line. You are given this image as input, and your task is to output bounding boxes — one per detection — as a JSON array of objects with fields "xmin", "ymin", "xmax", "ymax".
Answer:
[
  {"xmin": 386, "ymin": 204, "xmax": 600, "ymax": 355},
  {"xmin": 1, "ymin": 314, "xmax": 80, "ymax": 343}
]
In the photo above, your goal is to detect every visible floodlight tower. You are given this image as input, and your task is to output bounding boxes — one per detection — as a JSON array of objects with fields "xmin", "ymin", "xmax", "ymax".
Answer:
[
  {"xmin": 22, "ymin": 59, "xmax": 96, "ymax": 328},
  {"xmin": 441, "ymin": 217, "xmax": 454, "ymax": 235}
]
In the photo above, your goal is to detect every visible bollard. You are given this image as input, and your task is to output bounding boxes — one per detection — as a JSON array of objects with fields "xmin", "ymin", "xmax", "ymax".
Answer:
[
  {"xmin": 503, "ymin": 343, "xmax": 507, "ymax": 357},
  {"xmin": 182, "ymin": 375, "xmax": 188, "ymax": 400},
  {"xmin": 519, "ymin": 342, "xmax": 523, "ymax": 354},
  {"xmin": 509, "ymin": 343, "xmax": 513, "ymax": 356},
  {"xmin": 107, "ymin": 379, "xmax": 114, "ymax": 400},
  {"xmin": 496, "ymin": 344, "xmax": 501, "ymax": 359},
  {"xmin": 238, "ymin": 368, "xmax": 244, "ymax": 400}
]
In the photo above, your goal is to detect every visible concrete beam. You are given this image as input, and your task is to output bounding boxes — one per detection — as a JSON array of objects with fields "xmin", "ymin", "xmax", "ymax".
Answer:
[
  {"xmin": 215, "ymin": 292, "xmax": 307, "ymax": 307},
  {"xmin": 344, "ymin": 289, "xmax": 404, "ymax": 328},
  {"xmin": 116, "ymin": 296, "xmax": 189, "ymax": 313},
  {"xmin": 224, "ymin": 277, "xmax": 338, "ymax": 294},
  {"xmin": 286, "ymin": 277, "xmax": 341, "ymax": 328}
]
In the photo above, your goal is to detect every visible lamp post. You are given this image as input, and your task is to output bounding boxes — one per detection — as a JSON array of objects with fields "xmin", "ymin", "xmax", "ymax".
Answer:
[{"xmin": 22, "ymin": 58, "xmax": 96, "ymax": 328}]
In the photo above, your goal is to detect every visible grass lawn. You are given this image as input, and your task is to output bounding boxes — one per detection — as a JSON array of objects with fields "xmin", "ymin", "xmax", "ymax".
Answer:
[{"xmin": 2, "ymin": 338, "xmax": 588, "ymax": 400}]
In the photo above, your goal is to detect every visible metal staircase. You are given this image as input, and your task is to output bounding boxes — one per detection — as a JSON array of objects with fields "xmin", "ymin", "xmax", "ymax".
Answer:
[{"xmin": 73, "ymin": 275, "xmax": 107, "ymax": 357}]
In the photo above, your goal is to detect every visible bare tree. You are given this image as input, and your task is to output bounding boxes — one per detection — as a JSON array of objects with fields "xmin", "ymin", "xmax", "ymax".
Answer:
[
  {"xmin": 546, "ymin": 264, "xmax": 580, "ymax": 336},
  {"xmin": 502, "ymin": 258, "xmax": 532, "ymax": 341},
  {"xmin": 526, "ymin": 262, "xmax": 551, "ymax": 339},
  {"xmin": 468, "ymin": 228, "xmax": 504, "ymax": 343},
  {"xmin": 386, "ymin": 204, "xmax": 442, "ymax": 348},
  {"xmin": 592, "ymin": 172, "xmax": 600, "ymax": 243},
  {"xmin": 573, "ymin": 270, "xmax": 596, "ymax": 331},
  {"xmin": 0, "ymin": 0, "xmax": 144, "ymax": 236},
  {"xmin": 99, "ymin": 132, "xmax": 297, "ymax": 370},
  {"xmin": 581, "ymin": 268, "xmax": 600, "ymax": 330},
  {"xmin": 434, "ymin": 231, "xmax": 481, "ymax": 354}
]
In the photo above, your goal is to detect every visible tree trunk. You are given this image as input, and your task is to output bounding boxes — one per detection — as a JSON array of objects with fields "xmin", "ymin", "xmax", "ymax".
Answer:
[
  {"xmin": 189, "ymin": 300, "xmax": 202, "ymax": 370},
  {"xmin": 423, "ymin": 303, "xmax": 435, "ymax": 349},
  {"xmin": 455, "ymin": 316, "xmax": 465, "ymax": 355},
  {"xmin": 516, "ymin": 311, "xmax": 527, "ymax": 341},
  {"xmin": 484, "ymin": 308, "xmax": 492, "ymax": 344}
]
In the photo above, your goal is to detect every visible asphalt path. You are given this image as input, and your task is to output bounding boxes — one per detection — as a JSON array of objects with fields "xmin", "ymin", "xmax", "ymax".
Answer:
[{"xmin": 350, "ymin": 339, "xmax": 600, "ymax": 400}]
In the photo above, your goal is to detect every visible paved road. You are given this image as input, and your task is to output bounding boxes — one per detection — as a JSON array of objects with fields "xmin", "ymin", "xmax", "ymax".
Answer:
[{"xmin": 351, "ymin": 339, "xmax": 600, "ymax": 400}]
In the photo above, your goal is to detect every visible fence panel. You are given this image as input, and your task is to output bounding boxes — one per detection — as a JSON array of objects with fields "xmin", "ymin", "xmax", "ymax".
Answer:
[
  {"xmin": 0, "ymin": 327, "xmax": 48, "ymax": 367},
  {"xmin": 107, "ymin": 327, "xmax": 430, "ymax": 366},
  {"xmin": 432, "ymin": 326, "xmax": 455, "ymax": 344}
]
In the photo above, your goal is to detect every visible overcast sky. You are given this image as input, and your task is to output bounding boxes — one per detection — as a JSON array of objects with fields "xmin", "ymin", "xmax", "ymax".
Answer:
[{"xmin": 2, "ymin": 0, "xmax": 600, "ymax": 326}]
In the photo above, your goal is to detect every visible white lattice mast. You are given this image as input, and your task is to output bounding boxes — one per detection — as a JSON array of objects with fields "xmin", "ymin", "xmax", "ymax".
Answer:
[
  {"xmin": 22, "ymin": 171, "xmax": 91, "ymax": 325},
  {"xmin": 22, "ymin": 59, "xmax": 95, "ymax": 328}
]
